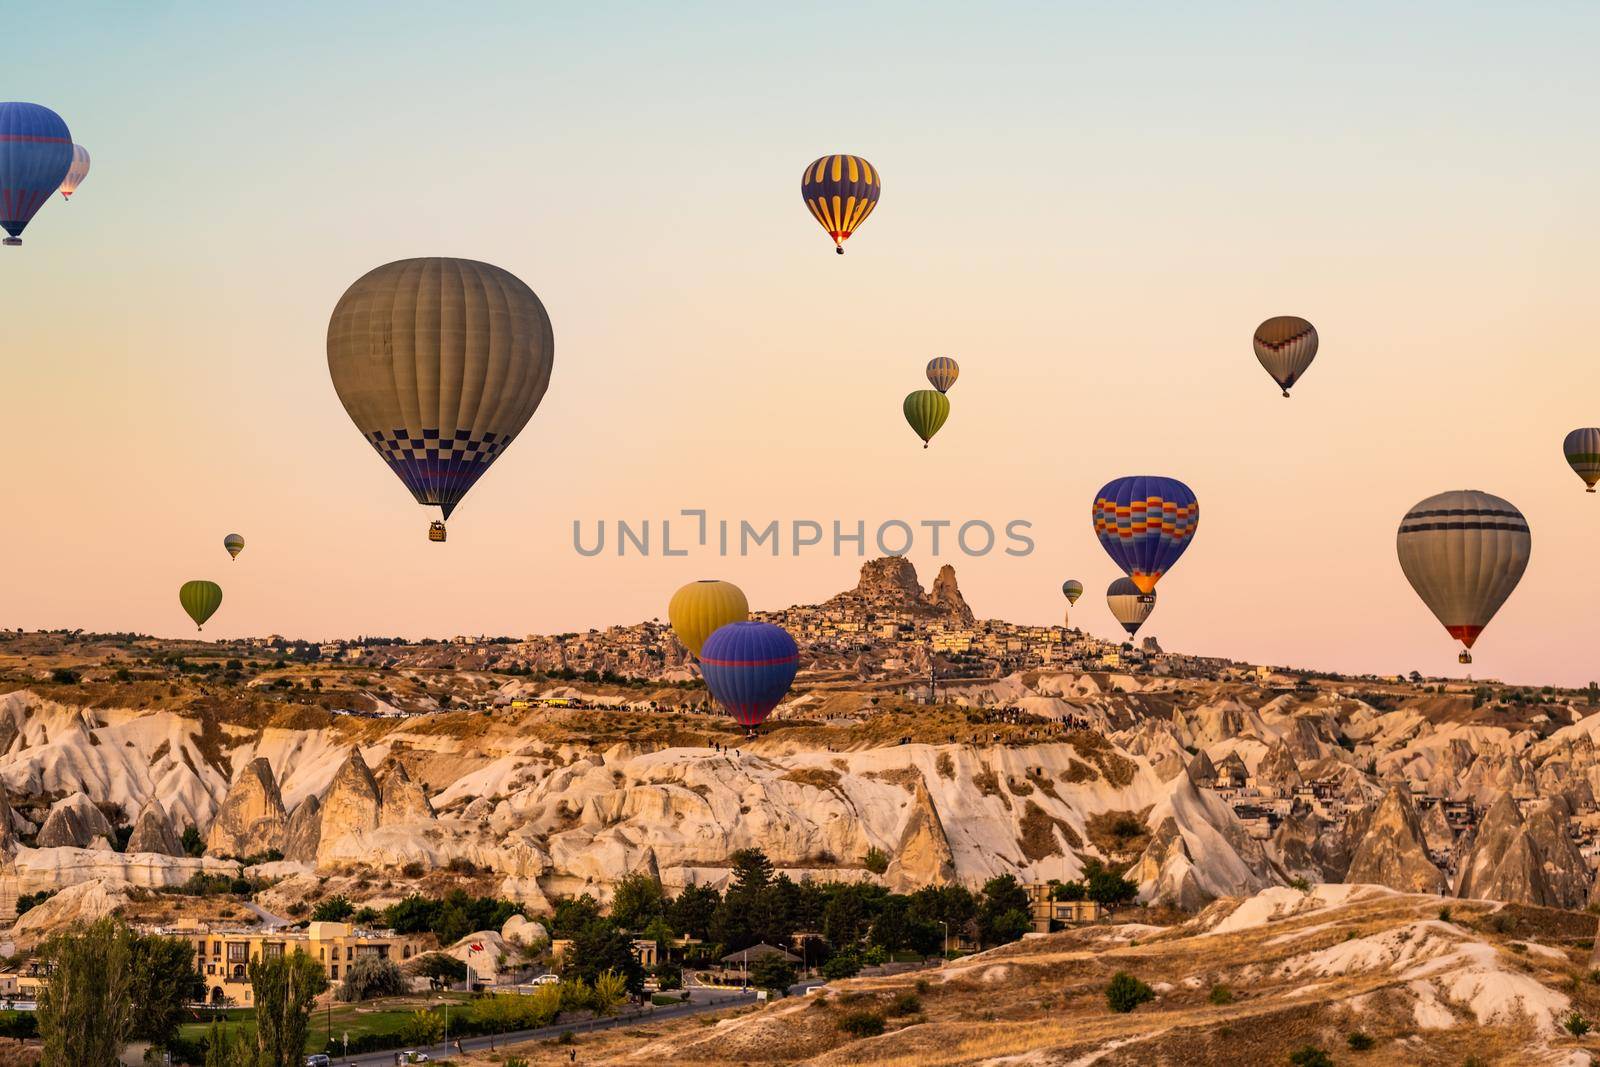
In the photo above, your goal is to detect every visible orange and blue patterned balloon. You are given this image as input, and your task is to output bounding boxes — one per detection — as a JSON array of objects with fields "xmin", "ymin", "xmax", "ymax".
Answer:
[
  {"xmin": 1092, "ymin": 476, "xmax": 1199, "ymax": 594},
  {"xmin": 926, "ymin": 357, "xmax": 959, "ymax": 394},
  {"xmin": 801, "ymin": 154, "xmax": 881, "ymax": 255},
  {"xmin": 699, "ymin": 621, "xmax": 799, "ymax": 729},
  {"xmin": 1, "ymin": 102, "xmax": 74, "ymax": 246}
]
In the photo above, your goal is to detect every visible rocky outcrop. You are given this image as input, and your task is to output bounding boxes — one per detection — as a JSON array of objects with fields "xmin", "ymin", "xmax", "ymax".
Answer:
[
  {"xmin": 885, "ymin": 775, "xmax": 956, "ymax": 890},
  {"xmin": 10, "ymin": 878, "xmax": 130, "ymax": 950},
  {"xmin": 377, "ymin": 756, "xmax": 435, "ymax": 823},
  {"xmin": 1255, "ymin": 741, "xmax": 1303, "ymax": 796},
  {"xmin": 1135, "ymin": 773, "xmax": 1282, "ymax": 909},
  {"xmin": 316, "ymin": 749, "xmax": 382, "ymax": 861},
  {"xmin": 36, "ymin": 793, "xmax": 114, "ymax": 849},
  {"xmin": 1458, "ymin": 794, "xmax": 1589, "ymax": 909},
  {"xmin": 126, "ymin": 798, "xmax": 183, "ymax": 856},
  {"xmin": 1456, "ymin": 793, "xmax": 1525, "ymax": 901},
  {"xmin": 1344, "ymin": 786, "xmax": 1446, "ymax": 894},
  {"xmin": 929, "ymin": 564, "xmax": 975, "ymax": 624},
  {"xmin": 282, "ymin": 796, "xmax": 322, "ymax": 863},
  {"xmin": 821, "ymin": 556, "xmax": 973, "ymax": 622},
  {"xmin": 206, "ymin": 758, "xmax": 288, "ymax": 858}
]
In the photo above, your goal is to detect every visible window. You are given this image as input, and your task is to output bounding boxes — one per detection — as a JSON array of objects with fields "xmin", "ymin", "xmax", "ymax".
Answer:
[
  {"xmin": 228, "ymin": 943, "xmax": 248, "ymax": 962},
  {"xmin": 262, "ymin": 943, "xmax": 285, "ymax": 959},
  {"xmin": 213, "ymin": 941, "xmax": 221, "ymax": 955},
  {"xmin": 197, "ymin": 940, "xmax": 206, "ymax": 957},
  {"xmin": 207, "ymin": 965, "xmax": 215, "ymax": 975},
  {"xmin": 330, "ymin": 965, "xmax": 339, "ymax": 980},
  {"xmin": 346, "ymin": 947, "xmax": 353, "ymax": 961}
]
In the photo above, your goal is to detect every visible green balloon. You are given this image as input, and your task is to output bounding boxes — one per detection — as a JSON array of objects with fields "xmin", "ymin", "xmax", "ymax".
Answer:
[
  {"xmin": 903, "ymin": 389, "xmax": 951, "ymax": 448},
  {"xmin": 179, "ymin": 580, "xmax": 223, "ymax": 632}
]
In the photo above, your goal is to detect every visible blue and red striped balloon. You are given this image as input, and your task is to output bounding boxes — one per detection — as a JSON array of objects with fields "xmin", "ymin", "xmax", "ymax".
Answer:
[
  {"xmin": 700, "ymin": 621, "xmax": 799, "ymax": 729},
  {"xmin": 0, "ymin": 103, "xmax": 73, "ymax": 246},
  {"xmin": 1092, "ymin": 475, "xmax": 1199, "ymax": 594}
]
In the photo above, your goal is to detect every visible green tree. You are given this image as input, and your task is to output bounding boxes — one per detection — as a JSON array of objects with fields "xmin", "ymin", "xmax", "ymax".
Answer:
[
  {"xmin": 1288, "ymin": 1047, "xmax": 1334, "ymax": 1067},
  {"xmin": 668, "ymin": 883, "xmax": 721, "ymax": 940},
  {"xmin": 819, "ymin": 952, "xmax": 861, "ymax": 980},
  {"xmin": 592, "ymin": 969, "xmax": 628, "ymax": 1015},
  {"xmin": 249, "ymin": 950, "xmax": 328, "ymax": 1067},
  {"xmin": 407, "ymin": 951, "xmax": 468, "ymax": 990},
  {"xmin": 1105, "ymin": 971, "xmax": 1155, "ymax": 1013},
  {"xmin": 750, "ymin": 955, "xmax": 798, "ymax": 995},
  {"xmin": 337, "ymin": 956, "xmax": 408, "ymax": 1001},
  {"xmin": 397, "ymin": 1009, "xmax": 445, "ymax": 1047},
  {"xmin": 551, "ymin": 893, "xmax": 604, "ymax": 937},
  {"xmin": 203, "ymin": 1020, "xmax": 258, "ymax": 1067},
  {"xmin": 562, "ymin": 918, "xmax": 646, "ymax": 997},
  {"xmin": 1083, "ymin": 860, "xmax": 1139, "ymax": 907},
  {"xmin": 610, "ymin": 873, "xmax": 666, "ymax": 929},
  {"xmin": 312, "ymin": 895, "xmax": 354, "ymax": 922},
  {"xmin": 37, "ymin": 917, "xmax": 136, "ymax": 1066},
  {"xmin": 978, "ymin": 875, "xmax": 1033, "ymax": 945},
  {"xmin": 129, "ymin": 932, "xmax": 205, "ymax": 1050},
  {"xmin": 181, "ymin": 824, "xmax": 206, "ymax": 857}
]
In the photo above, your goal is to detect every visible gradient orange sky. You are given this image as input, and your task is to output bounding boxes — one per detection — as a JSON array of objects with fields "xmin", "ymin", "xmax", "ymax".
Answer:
[{"xmin": 4, "ymin": 4, "xmax": 1598, "ymax": 685}]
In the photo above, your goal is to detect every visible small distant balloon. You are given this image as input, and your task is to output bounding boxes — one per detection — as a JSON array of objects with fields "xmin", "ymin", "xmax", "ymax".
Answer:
[
  {"xmin": 0, "ymin": 102, "xmax": 74, "ymax": 246},
  {"xmin": 1253, "ymin": 316, "xmax": 1318, "ymax": 397},
  {"xmin": 926, "ymin": 357, "xmax": 959, "ymax": 394},
  {"xmin": 1061, "ymin": 579, "xmax": 1083, "ymax": 605},
  {"xmin": 1106, "ymin": 578, "xmax": 1156, "ymax": 637},
  {"xmin": 58, "ymin": 144, "xmax": 89, "ymax": 200},
  {"xmin": 903, "ymin": 390, "xmax": 950, "ymax": 449},
  {"xmin": 1563, "ymin": 428, "xmax": 1600, "ymax": 493},
  {"xmin": 699, "ymin": 621, "xmax": 799, "ymax": 732},
  {"xmin": 179, "ymin": 580, "xmax": 223, "ymax": 632},
  {"xmin": 1092, "ymin": 476, "xmax": 1199, "ymax": 594},
  {"xmin": 1396, "ymin": 490, "xmax": 1529, "ymax": 656},
  {"xmin": 224, "ymin": 534, "xmax": 245, "ymax": 560},
  {"xmin": 801, "ymin": 154, "xmax": 881, "ymax": 255},
  {"xmin": 668, "ymin": 580, "xmax": 749, "ymax": 659}
]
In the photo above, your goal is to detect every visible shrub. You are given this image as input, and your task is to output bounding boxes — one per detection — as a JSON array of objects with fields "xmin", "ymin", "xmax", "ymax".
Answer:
[
  {"xmin": 1288, "ymin": 876, "xmax": 1312, "ymax": 893},
  {"xmin": 396, "ymin": 1009, "xmax": 445, "ymax": 1048},
  {"xmin": 820, "ymin": 953, "xmax": 861, "ymax": 981},
  {"xmin": 836, "ymin": 1010, "xmax": 885, "ymax": 1037},
  {"xmin": 1104, "ymin": 972, "xmax": 1154, "ymax": 1014},
  {"xmin": 337, "ymin": 957, "xmax": 408, "ymax": 1002},
  {"xmin": 1288, "ymin": 1047, "xmax": 1334, "ymax": 1067},
  {"xmin": 401, "ymin": 861, "xmax": 426, "ymax": 878},
  {"xmin": 1437, "ymin": 906, "xmax": 1452, "ymax": 923},
  {"xmin": 1565, "ymin": 1010, "xmax": 1591, "ymax": 1037},
  {"xmin": 1347, "ymin": 1031, "xmax": 1374, "ymax": 1050},
  {"xmin": 312, "ymin": 895, "xmax": 354, "ymax": 922},
  {"xmin": 557, "ymin": 1030, "xmax": 576, "ymax": 1045},
  {"xmin": 886, "ymin": 992, "xmax": 921, "ymax": 1016},
  {"xmin": 863, "ymin": 847, "xmax": 889, "ymax": 875},
  {"xmin": 1208, "ymin": 984, "xmax": 1233, "ymax": 1005}
]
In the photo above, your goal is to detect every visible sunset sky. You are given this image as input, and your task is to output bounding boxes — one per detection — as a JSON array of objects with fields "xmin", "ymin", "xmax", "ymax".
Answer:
[{"xmin": 5, "ymin": 3, "xmax": 1598, "ymax": 685}]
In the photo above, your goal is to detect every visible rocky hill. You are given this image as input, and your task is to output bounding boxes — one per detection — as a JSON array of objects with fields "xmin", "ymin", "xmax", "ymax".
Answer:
[{"xmin": 816, "ymin": 555, "xmax": 975, "ymax": 624}]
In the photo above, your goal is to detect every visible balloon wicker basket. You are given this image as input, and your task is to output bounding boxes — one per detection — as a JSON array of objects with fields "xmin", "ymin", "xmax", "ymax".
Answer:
[
  {"xmin": 2, "ymin": 238, "xmax": 19, "ymax": 247},
  {"xmin": 428, "ymin": 521, "xmax": 447, "ymax": 543}
]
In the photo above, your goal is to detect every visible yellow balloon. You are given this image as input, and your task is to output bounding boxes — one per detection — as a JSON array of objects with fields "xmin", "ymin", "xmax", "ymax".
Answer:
[{"xmin": 668, "ymin": 580, "xmax": 749, "ymax": 658}]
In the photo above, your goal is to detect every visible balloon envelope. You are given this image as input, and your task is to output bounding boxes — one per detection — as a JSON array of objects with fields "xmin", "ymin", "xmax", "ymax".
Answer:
[
  {"xmin": 1396, "ymin": 490, "xmax": 1529, "ymax": 650},
  {"xmin": 224, "ymin": 534, "xmax": 245, "ymax": 560},
  {"xmin": 1092, "ymin": 476, "xmax": 1199, "ymax": 594},
  {"xmin": 668, "ymin": 580, "xmax": 749, "ymax": 658},
  {"xmin": 1061, "ymin": 579, "xmax": 1083, "ymax": 605},
  {"xmin": 58, "ymin": 144, "xmax": 89, "ymax": 199},
  {"xmin": 1564, "ymin": 428, "xmax": 1600, "ymax": 492},
  {"xmin": 700, "ymin": 622, "xmax": 799, "ymax": 728},
  {"xmin": 1106, "ymin": 577, "xmax": 1156, "ymax": 637},
  {"xmin": 327, "ymin": 258, "xmax": 554, "ymax": 525},
  {"xmin": 926, "ymin": 357, "xmax": 959, "ymax": 394},
  {"xmin": 903, "ymin": 390, "xmax": 950, "ymax": 447},
  {"xmin": 801, "ymin": 154, "xmax": 881, "ymax": 253},
  {"xmin": 0, "ymin": 102, "xmax": 73, "ymax": 243},
  {"xmin": 1253, "ymin": 316, "xmax": 1318, "ymax": 396},
  {"xmin": 179, "ymin": 580, "xmax": 223, "ymax": 631}
]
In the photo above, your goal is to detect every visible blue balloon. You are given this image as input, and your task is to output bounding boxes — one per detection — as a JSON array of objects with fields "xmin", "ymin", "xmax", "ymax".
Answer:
[
  {"xmin": 699, "ymin": 621, "xmax": 799, "ymax": 729},
  {"xmin": 0, "ymin": 103, "xmax": 73, "ymax": 245},
  {"xmin": 1091, "ymin": 475, "xmax": 1199, "ymax": 594}
]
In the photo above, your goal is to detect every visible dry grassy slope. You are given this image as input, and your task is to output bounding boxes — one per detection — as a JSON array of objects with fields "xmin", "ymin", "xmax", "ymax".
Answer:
[{"xmin": 543, "ymin": 887, "xmax": 1600, "ymax": 1067}]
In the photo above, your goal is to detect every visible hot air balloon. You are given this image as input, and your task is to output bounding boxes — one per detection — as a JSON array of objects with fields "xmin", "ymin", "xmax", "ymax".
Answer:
[
  {"xmin": 903, "ymin": 390, "xmax": 950, "ymax": 449},
  {"xmin": 1106, "ymin": 578, "xmax": 1156, "ymax": 637},
  {"xmin": 1092, "ymin": 476, "xmax": 1199, "ymax": 593},
  {"xmin": 926, "ymin": 357, "xmax": 959, "ymax": 394},
  {"xmin": 1397, "ymin": 490, "xmax": 1529, "ymax": 663},
  {"xmin": 224, "ymin": 534, "xmax": 245, "ymax": 560},
  {"xmin": 327, "ymin": 258, "xmax": 554, "ymax": 541},
  {"xmin": 1253, "ymin": 316, "xmax": 1318, "ymax": 397},
  {"xmin": 58, "ymin": 144, "xmax": 89, "ymax": 200},
  {"xmin": 1061, "ymin": 579, "xmax": 1083, "ymax": 605},
  {"xmin": 0, "ymin": 102, "xmax": 73, "ymax": 246},
  {"xmin": 179, "ymin": 580, "xmax": 223, "ymax": 632},
  {"xmin": 668, "ymin": 580, "xmax": 749, "ymax": 659},
  {"xmin": 801, "ymin": 154, "xmax": 881, "ymax": 255},
  {"xmin": 1563, "ymin": 428, "xmax": 1600, "ymax": 493},
  {"xmin": 699, "ymin": 621, "xmax": 799, "ymax": 734}
]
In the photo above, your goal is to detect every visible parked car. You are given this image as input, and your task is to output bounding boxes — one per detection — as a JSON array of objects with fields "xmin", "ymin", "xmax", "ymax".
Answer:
[
  {"xmin": 532, "ymin": 972, "xmax": 559, "ymax": 985},
  {"xmin": 305, "ymin": 1057, "xmax": 331, "ymax": 1067}
]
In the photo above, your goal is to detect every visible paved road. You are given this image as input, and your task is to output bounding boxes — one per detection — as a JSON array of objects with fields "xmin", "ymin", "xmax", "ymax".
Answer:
[{"xmin": 335, "ymin": 988, "xmax": 754, "ymax": 1065}]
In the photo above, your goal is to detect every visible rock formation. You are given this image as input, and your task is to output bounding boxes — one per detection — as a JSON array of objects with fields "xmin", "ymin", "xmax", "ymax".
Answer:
[
  {"xmin": 1457, "ymin": 794, "xmax": 1590, "ymax": 909},
  {"xmin": 822, "ymin": 556, "xmax": 973, "ymax": 623},
  {"xmin": 1135, "ymin": 772, "xmax": 1282, "ymax": 909},
  {"xmin": 884, "ymin": 775, "xmax": 956, "ymax": 890},
  {"xmin": 126, "ymin": 797, "xmax": 183, "ymax": 856},
  {"xmin": 376, "ymin": 755, "xmax": 435, "ymax": 823},
  {"xmin": 282, "ymin": 796, "xmax": 322, "ymax": 863},
  {"xmin": 36, "ymin": 793, "xmax": 114, "ymax": 849},
  {"xmin": 1344, "ymin": 786, "xmax": 1446, "ymax": 894},
  {"xmin": 928, "ymin": 564, "xmax": 975, "ymax": 624},
  {"xmin": 205, "ymin": 758, "xmax": 288, "ymax": 858},
  {"xmin": 316, "ymin": 748, "xmax": 382, "ymax": 861}
]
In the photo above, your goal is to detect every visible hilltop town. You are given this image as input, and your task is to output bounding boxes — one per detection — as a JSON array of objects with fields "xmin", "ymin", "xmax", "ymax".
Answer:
[{"xmin": 3, "ymin": 557, "xmax": 1600, "ymax": 1064}]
